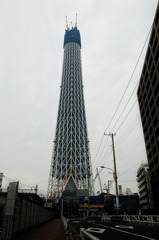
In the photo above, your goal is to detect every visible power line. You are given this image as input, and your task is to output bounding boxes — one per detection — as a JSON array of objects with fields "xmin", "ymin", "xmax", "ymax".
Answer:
[
  {"xmin": 93, "ymin": 107, "xmax": 139, "ymax": 171},
  {"xmin": 116, "ymin": 113, "xmax": 139, "ymax": 141},
  {"xmin": 92, "ymin": 135, "xmax": 110, "ymax": 171},
  {"xmin": 92, "ymin": 145, "xmax": 112, "ymax": 175},
  {"xmin": 110, "ymin": 82, "xmax": 139, "ymax": 132},
  {"xmin": 92, "ymin": 25, "xmax": 152, "ymax": 168},
  {"xmin": 117, "ymin": 139, "xmax": 144, "ymax": 163},
  {"xmin": 94, "ymin": 112, "xmax": 141, "ymax": 171},
  {"xmin": 104, "ymin": 25, "xmax": 152, "ymax": 134},
  {"xmin": 92, "ymin": 135, "xmax": 105, "ymax": 165},
  {"xmin": 115, "ymin": 99, "xmax": 138, "ymax": 132},
  {"xmin": 118, "ymin": 159, "xmax": 146, "ymax": 177},
  {"xmin": 115, "ymin": 117, "xmax": 140, "ymax": 147},
  {"xmin": 3, "ymin": 175, "xmax": 48, "ymax": 193}
]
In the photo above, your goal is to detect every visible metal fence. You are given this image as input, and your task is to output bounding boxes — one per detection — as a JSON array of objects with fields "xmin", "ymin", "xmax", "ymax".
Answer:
[{"xmin": 101, "ymin": 214, "xmax": 159, "ymax": 225}]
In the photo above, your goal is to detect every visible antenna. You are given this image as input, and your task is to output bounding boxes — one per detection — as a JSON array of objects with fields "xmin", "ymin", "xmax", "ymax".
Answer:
[
  {"xmin": 70, "ymin": 21, "xmax": 73, "ymax": 28},
  {"xmin": 75, "ymin": 13, "xmax": 78, "ymax": 28},
  {"xmin": 65, "ymin": 16, "xmax": 70, "ymax": 30}
]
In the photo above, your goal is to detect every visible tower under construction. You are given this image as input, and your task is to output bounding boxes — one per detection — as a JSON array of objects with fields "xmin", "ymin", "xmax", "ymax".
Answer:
[{"xmin": 48, "ymin": 18, "xmax": 93, "ymax": 198}]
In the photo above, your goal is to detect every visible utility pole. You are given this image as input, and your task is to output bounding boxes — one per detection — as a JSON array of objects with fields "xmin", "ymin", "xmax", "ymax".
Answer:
[
  {"xmin": 104, "ymin": 133, "xmax": 119, "ymax": 211},
  {"xmin": 107, "ymin": 180, "xmax": 111, "ymax": 195}
]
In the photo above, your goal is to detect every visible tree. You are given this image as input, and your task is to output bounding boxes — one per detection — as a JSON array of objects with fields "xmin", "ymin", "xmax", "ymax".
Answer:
[{"xmin": 104, "ymin": 197, "xmax": 114, "ymax": 214}]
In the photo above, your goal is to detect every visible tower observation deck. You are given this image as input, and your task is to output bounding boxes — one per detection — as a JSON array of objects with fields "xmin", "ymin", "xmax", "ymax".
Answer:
[{"xmin": 48, "ymin": 24, "xmax": 93, "ymax": 198}]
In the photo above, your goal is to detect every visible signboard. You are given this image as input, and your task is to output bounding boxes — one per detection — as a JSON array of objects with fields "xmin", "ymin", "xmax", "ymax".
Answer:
[{"xmin": 119, "ymin": 185, "xmax": 122, "ymax": 194}]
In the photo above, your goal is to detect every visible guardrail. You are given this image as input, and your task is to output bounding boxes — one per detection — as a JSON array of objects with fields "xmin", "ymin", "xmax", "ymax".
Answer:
[
  {"xmin": 80, "ymin": 228, "xmax": 100, "ymax": 240},
  {"xmin": 61, "ymin": 215, "xmax": 69, "ymax": 233},
  {"xmin": 101, "ymin": 215, "xmax": 159, "ymax": 226}
]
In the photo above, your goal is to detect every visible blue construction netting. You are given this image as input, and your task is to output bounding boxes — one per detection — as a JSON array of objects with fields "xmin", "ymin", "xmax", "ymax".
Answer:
[{"xmin": 64, "ymin": 28, "xmax": 81, "ymax": 47}]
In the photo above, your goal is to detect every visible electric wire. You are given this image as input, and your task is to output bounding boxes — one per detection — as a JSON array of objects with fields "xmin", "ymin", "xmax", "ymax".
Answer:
[
  {"xmin": 93, "ymin": 99, "xmax": 138, "ymax": 173},
  {"xmin": 92, "ymin": 25, "xmax": 152, "ymax": 171},
  {"xmin": 104, "ymin": 25, "xmax": 152, "ymax": 134},
  {"xmin": 110, "ymin": 81, "xmax": 139, "ymax": 132},
  {"xmin": 115, "ymin": 119, "xmax": 139, "ymax": 147},
  {"xmin": 115, "ymin": 99, "xmax": 138, "ymax": 133},
  {"xmin": 92, "ymin": 144, "xmax": 112, "ymax": 174},
  {"xmin": 3, "ymin": 175, "xmax": 48, "ymax": 193},
  {"xmin": 115, "ymin": 117, "xmax": 140, "ymax": 147},
  {"xmin": 92, "ymin": 135, "xmax": 105, "ymax": 165},
  {"xmin": 93, "ymin": 102, "xmax": 139, "ymax": 171},
  {"xmin": 116, "ymin": 113, "xmax": 139, "ymax": 141},
  {"xmin": 118, "ymin": 159, "xmax": 146, "ymax": 177},
  {"xmin": 94, "ymin": 113, "xmax": 140, "ymax": 171},
  {"xmin": 92, "ymin": 135, "xmax": 110, "ymax": 171}
]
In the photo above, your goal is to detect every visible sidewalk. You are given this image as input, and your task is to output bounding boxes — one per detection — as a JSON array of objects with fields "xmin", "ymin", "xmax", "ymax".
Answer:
[{"xmin": 15, "ymin": 219, "xmax": 66, "ymax": 240}]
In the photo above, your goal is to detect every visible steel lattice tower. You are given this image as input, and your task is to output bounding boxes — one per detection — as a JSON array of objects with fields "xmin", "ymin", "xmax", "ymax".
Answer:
[{"xmin": 48, "ymin": 24, "xmax": 93, "ymax": 198}]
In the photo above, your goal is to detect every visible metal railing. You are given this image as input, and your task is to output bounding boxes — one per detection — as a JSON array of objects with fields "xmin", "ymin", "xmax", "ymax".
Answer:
[
  {"xmin": 101, "ymin": 214, "xmax": 159, "ymax": 225},
  {"xmin": 80, "ymin": 228, "xmax": 100, "ymax": 240},
  {"xmin": 0, "ymin": 188, "xmax": 7, "ymax": 192},
  {"xmin": 61, "ymin": 215, "xmax": 69, "ymax": 233}
]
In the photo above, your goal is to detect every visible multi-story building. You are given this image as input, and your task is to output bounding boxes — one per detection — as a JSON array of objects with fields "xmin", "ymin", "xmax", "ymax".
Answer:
[
  {"xmin": 48, "ymin": 22, "xmax": 93, "ymax": 198},
  {"xmin": 137, "ymin": 2, "xmax": 159, "ymax": 210},
  {"xmin": 137, "ymin": 164, "xmax": 153, "ymax": 211}
]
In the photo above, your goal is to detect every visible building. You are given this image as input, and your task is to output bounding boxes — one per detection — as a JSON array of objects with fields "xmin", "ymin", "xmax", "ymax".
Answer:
[
  {"xmin": 137, "ymin": 163, "xmax": 153, "ymax": 211},
  {"xmin": 137, "ymin": 2, "xmax": 159, "ymax": 210},
  {"xmin": 48, "ymin": 21, "xmax": 93, "ymax": 198}
]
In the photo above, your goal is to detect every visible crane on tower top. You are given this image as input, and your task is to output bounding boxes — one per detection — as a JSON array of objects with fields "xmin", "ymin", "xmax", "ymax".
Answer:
[
  {"xmin": 65, "ymin": 16, "xmax": 70, "ymax": 31},
  {"xmin": 70, "ymin": 21, "xmax": 73, "ymax": 28},
  {"xmin": 75, "ymin": 13, "xmax": 78, "ymax": 28}
]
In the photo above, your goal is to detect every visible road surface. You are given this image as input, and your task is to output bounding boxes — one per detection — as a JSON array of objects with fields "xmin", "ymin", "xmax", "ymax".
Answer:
[{"xmin": 69, "ymin": 219, "xmax": 159, "ymax": 240}]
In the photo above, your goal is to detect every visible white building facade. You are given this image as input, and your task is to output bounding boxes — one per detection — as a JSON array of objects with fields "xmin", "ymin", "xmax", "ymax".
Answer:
[{"xmin": 137, "ymin": 164, "xmax": 153, "ymax": 210}]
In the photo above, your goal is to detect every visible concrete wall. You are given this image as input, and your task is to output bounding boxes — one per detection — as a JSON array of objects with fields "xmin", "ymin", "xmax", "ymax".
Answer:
[
  {"xmin": 12, "ymin": 195, "xmax": 54, "ymax": 236},
  {"xmin": 0, "ymin": 182, "xmax": 54, "ymax": 240}
]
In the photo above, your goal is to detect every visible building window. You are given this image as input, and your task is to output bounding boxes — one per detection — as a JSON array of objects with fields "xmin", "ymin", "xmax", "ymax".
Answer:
[
  {"xmin": 155, "ymin": 126, "xmax": 159, "ymax": 138},
  {"xmin": 148, "ymin": 151, "xmax": 152, "ymax": 159},
  {"xmin": 153, "ymin": 116, "xmax": 158, "ymax": 128},
  {"xmin": 154, "ymin": 156, "xmax": 158, "ymax": 164},
  {"xmin": 153, "ymin": 145, "xmax": 157, "ymax": 154},
  {"xmin": 150, "ymin": 29, "xmax": 155, "ymax": 46},
  {"xmin": 154, "ymin": 83, "xmax": 159, "ymax": 97},
  {"xmin": 155, "ymin": 45, "xmax": 159, "ymax": 62},
  {"xmin": 150, "ymin": 64, "xmax": 155, "ymax": 78},
  {"xmin": 156, "ymin": 167, "xmax": 159, "ymax": 176},
  {"xmin": 151, "ymin": 171, "xmax": 155, "ymax": 179},
  {"xmin": 152, "ymin": 73, "xmax": 157, "ymax": 87},
  {"xmin": 151, "ymin": 135, "xmax": 155, "ymax": 144},
  {"xmin": 152, "ymin": 36, "xmax": 158, "ymax": 55}
]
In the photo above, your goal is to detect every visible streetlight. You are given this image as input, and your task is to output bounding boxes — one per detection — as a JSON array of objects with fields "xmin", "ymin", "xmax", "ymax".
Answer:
[{"xmin": 101, "ymin": 165, "xmax": 119, "ymax": 210}]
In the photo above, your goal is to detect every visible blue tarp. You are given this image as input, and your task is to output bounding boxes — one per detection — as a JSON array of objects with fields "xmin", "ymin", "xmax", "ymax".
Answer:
[
  {"xmin": 64, "ymin": 28, "xmax": 81, "ymax": 47},
  {"xmin": 79, "ymin": 194, "xmax": 139, "ymax": 206}
]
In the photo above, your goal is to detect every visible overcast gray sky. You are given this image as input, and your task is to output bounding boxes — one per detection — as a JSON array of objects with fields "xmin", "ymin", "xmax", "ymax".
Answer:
[{"xmin": 0, "ymin": 0, "xmax": 158, "ymax": 195}]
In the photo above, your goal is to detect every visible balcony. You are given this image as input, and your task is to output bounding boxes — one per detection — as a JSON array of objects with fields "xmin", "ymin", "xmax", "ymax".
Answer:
[
  {"xmin": 139, "ymin": 191, "xmax": 148, "ymax": 199},
  {"xmin": 138, "ymin": 178, "xmax": 146, "ymax": 188},
  {"xmin": 140, "ymin": 197, "xmax": 149, "ymax": 205},
  {"xmin": 138, "ymin": 184, "xmax": 147, "ymax": 193},
  {"xmin": 137, "ymin": 171, "xmax": 145, "ymax": 182}
]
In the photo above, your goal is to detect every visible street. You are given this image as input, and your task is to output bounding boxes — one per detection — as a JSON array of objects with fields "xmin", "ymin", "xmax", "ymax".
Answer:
[{"xmin": 69, "ymin": 219, "xmax": 159, "ymax": 240}]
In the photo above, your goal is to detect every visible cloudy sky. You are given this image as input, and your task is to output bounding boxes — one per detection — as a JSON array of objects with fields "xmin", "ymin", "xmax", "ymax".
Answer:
[{"xmin": 0, "ymin": 0, "xmax": 158, "ymax": 195}]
